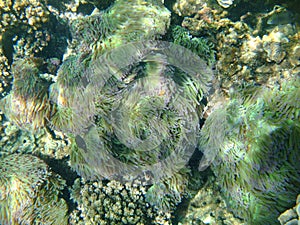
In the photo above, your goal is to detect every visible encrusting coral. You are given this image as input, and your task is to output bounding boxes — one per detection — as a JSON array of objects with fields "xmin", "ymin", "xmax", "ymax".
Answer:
[
  {"xmin": 199, "ymin": 77, "xmax": 300, "ymax": 224},
  {"xmin": 174, "ymin": 1, "xmax": 299, "ymax": 95},
  {"xmin": 0, "ymin": 153, "xmax": 68, "ymax": 225},
  {"xmin": 179, "ymin": 176, "xmax": 245, "ymax": 224}
]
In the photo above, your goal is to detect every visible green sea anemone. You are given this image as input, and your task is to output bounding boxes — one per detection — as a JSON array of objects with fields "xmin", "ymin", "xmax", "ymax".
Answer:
[
  {"xmin": 172, "ymin": 25, "xmax": 216, "ymax": 65},
  {"xmin": 70, "ymin": 0, "xmax": 171, "ymax": 56},
  {"xmin": 59, "ymin": 41, "xmax": 213, "ymax": 210},
  {"xmin": 68, "ymin": 41, "xmax": 212, "ymax": 180},
  {"xmin": 0, "ymin": 154, "xmax": 68, "ymax": 225},
  {"xmin": 45, "ymin": 0, "xmax": 212, "ymax": 212},
  {"xmin": 48, "ymin": 54, "xmax": 95, "ymax": 134},
  {"xmin": 199, "ymin": 77, "xmax": 300, "ymax": 224},
  {"xmin": 0, "ymin": 58, "xmax": 52, "ymax": 130}
]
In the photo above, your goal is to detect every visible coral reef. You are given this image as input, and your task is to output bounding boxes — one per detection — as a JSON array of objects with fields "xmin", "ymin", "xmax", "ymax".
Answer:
[
  {"xmin": 0, "ymin": 0, "xmax": 70, "ymax": 60},
  {"xmin": 69, "ymin": 178, "xmax": 172, "ymax": 224},
  {"xmin": 0, "ymin": 0, "xmax": 220, "ymax": 223},
  {"xmin": 199, "ymin": 77, "xmax": 300, "ymax": 224},
  {"xmin": 0, "ymin": 49, "xmax": 11, "ymax": 97},
  {"xmin": 0, "ymin": 153, "xmax": 68, "ymax": 225},
  {"xmin": 0, "ymin": 0, "xmax": 70, "ymax": 100},
  {"xmin": 0, "ymin": 0, "xmax": 50, "ymax": 60},
  {"xmin": 0, "ymin": 118, "xmax": 71, "ymax": 160},
  {"xmin": 172, "ymin": 0, "xmax": 208, "ymax": 17},
  {"xmin": 0, "ymin": 0, "xmax": 299, "ymax": 224},
  {"xmin": 175, "ymin": 2, "xmax": 299, "ymax": 94}
]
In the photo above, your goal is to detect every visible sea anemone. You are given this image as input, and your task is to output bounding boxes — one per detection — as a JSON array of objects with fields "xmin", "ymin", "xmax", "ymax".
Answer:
[
  {"xmin": 60, "ymin": 41, "xmax": 213, "ymax": 210},
  {"xmin": 68, "ymin": 41, "xmax": 212, "ymax": 180},
  {"xmin": 0, "ymin": 154, "xmax": 68, "ymax": 225},
  {"xmin": 199, "ymin": 78, "xmax": 300, "ymax": 224},
  {"xmin": 0, "ymin": 58, "xmax": 52, "ymax": 130}
]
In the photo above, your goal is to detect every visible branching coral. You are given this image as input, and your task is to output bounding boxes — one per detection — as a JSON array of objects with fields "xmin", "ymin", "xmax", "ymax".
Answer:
[
  {"xmin": 0, "ymin": 0, "xmax": 70, "ymax": 61},
  {"xmin": 199, "ymin": 77, "xmax": 300, "ymax": 224},
  {"xmin": 0, "ymin": 0, "xmax": 50, "ymax": 60},
  {"xmin": 69, "ymin": 178, "xmax": 172, "ymax": 224},
  {"xmin": 0, "ymin": 153, "xmax": 68, "ymax": 225}
]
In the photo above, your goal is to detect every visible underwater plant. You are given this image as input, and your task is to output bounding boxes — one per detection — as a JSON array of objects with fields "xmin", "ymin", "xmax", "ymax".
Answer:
[
  {"xmin": 0, "ymin": 153, "xmax": 68, "ymax": 225},
  {"xmin": 199, "ymin": 77, "xmax": 300, "ymax": 224}
]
